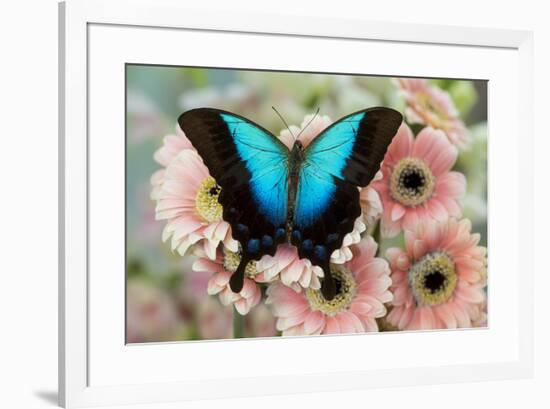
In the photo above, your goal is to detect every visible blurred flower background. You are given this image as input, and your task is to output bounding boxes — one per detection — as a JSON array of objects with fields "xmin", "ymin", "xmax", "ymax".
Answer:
[{"xmin": 126, "ymin": 65, "xmax": 487, "ymax": 342}]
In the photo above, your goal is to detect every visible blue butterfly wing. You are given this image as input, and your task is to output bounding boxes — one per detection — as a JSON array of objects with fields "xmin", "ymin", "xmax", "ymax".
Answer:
[
  {"xmin": 178, "ymin": 109, "xmax": 290, "ymax": 292},
  {"xmin": 294, "ymin": 111, "xmax": 365, "ymax": 229},
  {"xmin": 292, "ymin": 108, "xmax": 402, "ymax": 299},
  {"xmin": 220, "ymin": 113, "xmax": 289, "ymax": 227}
]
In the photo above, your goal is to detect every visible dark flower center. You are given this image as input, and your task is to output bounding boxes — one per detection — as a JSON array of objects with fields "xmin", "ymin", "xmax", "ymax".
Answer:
[
  {"xmin": 333, "ymin": 278, "xmax": 343, "ymax": 296},
  {"xmin": 390, "ymin": 158, "xmax": 435, "ymax": 207},
  {"xmin": 424, "ymin": 270, "xmax": 446, "ymax": 293},
  {"xmin": 306, "ymin": 265, "xmax": 357, "ymax": 315},
  {"xmin": 209, "ymin": 186, "xmax": 221, "ymax": 196},
  {"xmin": 408, "ymin": 252, "xmax": 457, "ymax": 306},
  {"xmin": 402, "ymin": 170, "xmax": 425, "ymax": 193}
]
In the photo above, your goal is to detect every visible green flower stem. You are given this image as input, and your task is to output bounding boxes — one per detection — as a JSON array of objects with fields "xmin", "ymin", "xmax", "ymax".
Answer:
[
  {"xmin": 373, "ymin": 220, "xmax": 382, "ymax": 257},
  {"xmin": 233, "ymin": 306, "xmax": 245, "ymax": 338}
]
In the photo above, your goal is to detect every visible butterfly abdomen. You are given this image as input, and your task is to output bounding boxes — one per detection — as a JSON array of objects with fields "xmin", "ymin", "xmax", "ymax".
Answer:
[{"xmin": 284, "ymin": 140, "xmax": 306, "ymax": 241}]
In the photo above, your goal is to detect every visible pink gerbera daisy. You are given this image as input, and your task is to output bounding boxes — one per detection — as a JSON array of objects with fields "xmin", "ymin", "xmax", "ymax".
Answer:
[
  {"xmin": 372, "ymin": 123, "xmax": 466, "ymax": 238},
  {"xmin": 192, "ymin": 246, "xmax": 266, "ymax": 315},
  {"xmin": 152, "ymin": 127, "xmax": 238, "ymax": 259},
  {"xmin": 397, "ymin": 78, "xmax": 470, "ymax": 149},
  {"xmin": 265, "ymin": 236, "xmax": 393, "ymax": 335},
  {"xmin": 386, "ymin": 218, "xmax": 487, "ymax": 330}
]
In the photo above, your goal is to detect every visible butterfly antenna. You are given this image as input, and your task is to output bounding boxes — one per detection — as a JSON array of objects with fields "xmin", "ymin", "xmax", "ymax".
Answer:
[
  {"xmin": 296, "ymin": 107, "xmax": 320, "ymax": 140},
  {"xmin": 272, "ymin": 106, "xmax": 295, "ymax": 140}
]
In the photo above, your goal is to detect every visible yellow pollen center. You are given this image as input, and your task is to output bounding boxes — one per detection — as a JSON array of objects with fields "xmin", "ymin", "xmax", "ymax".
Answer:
[
  {"xmin": 408, "ymin": 251, "xmax": 457, "ymax": 306},
  {"xmin": 306, "ymin": 265, "xmax": 357, "ymax": 316},
  {"xmin": 195, "ymin": 176, "xmax": 223, "ymax": 223},
  {"xmin": 416, "ymin": 93, "xmax": 451, "ymax": 130},
  {"xmin": 222, "ymin": 247, "xmax": 259, "ymax": 278},
  {"xmin": 390, "ymin": 157, "xmax": 435, "ymax": 207}
]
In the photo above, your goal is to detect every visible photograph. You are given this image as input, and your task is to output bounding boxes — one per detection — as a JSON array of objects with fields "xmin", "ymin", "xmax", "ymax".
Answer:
[
  {"xmin": 125, "ymin": 65, "xmax": 488, "ymax": 342},
  {"xmin": 2, "ymin": 0, "xmax": 542, "ymax": 407}
]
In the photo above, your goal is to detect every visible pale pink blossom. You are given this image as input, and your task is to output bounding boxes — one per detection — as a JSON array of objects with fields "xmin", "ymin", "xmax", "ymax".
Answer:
[
  {"xmin": 126, "ymin": 280, "xmax": 186, "ymax": 343},
  {"xmin": 266, "ymin": 236, "xmax": 393, "ymax": 335},
  {"xmin": 386, "ymin": 218, "xmax": 487, "ymax": 330},
  {"xmin": 152, "ymin": 145, "xmax": 238, "ymax": 259},
  {"xmin": 397, "ymin": 78, "xmax": 470, "ymax": 149},
  {"xmin": 192, "ymin": 248, "xmax": 265, "ymax": 315},
  {"xmin": 245, "ymin": 303, "xmax": 277, "ymax": 337},
  {"xmin": 372, "ymin": 123, "xmax": 466, "ymax": 238},
  {"xmin": 196, "ymin": 298, "xmax": 233, "ymax": 340}
]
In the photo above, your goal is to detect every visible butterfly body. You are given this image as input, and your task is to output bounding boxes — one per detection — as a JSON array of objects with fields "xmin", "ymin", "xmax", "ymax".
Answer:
[
  {"xmin": 286, "ymin": 139, "xmax": 305, "ymax": 236},
  {"xmin": 178, "ymin": 107, "xmax": 402, "ymax": 300}
]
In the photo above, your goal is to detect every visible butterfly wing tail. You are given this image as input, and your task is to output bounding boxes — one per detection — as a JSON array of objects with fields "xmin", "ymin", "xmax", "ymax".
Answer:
[
  {"xmin": 320, "ymin": 260, "xmax": 336, "ymax": 301},
  {"xmin": 229, "ymin": 256, "xmax": 249, "ymax": 293},
  {"xmin": 293, "ymin": 176, "xmax": 362, "ymax": 301},
  {"xmin": 221, "ymin": 187, "xmax": 284, "ymax": 294}
]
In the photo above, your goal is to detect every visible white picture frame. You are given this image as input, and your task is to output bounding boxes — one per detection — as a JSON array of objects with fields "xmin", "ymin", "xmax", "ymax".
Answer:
[{"xmin": 59, "ymin": 0, "xmax": 534, "ymax": 407}]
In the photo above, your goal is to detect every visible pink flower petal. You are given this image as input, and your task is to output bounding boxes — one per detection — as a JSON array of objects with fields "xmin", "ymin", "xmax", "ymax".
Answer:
[
  {"xmin": 387, "ymin": 123, "xmax": 414, "ymax": 162},
  {"xmin": 434, "ymin": 303, "xmax": 458, "ymax": 329},
  {"xmin": 193, "ymin": 258, "xmax": 221, "ymax": 273},
  {"xmin": 324, "ymin": 317, "xmax": 341, "ymax": 334},
  {"xmin": 397, "ymin": 306, "xmax": 414, "ymax": 329},
  {"xmin": 427, "ymin": 199, "xmax": 450, "ymax": 222},
  {"xmin": 437, "ymin": 196, "xmax": 462, "ymax": 217},
  {"xmin": 391, "ymin": 203, "xmax": 407, "ymax": 221},
  {"xmin": 391, "ymin": 285, "xmax": 410, "ymax": 306},
  {"xmin": 436, "ymin": 172, "xmax": 466, "ymax": 198},
  {"xmin": 418, "ymin": 307, "xmax": 436, "ymax": 330},
  {"xmin": 402, "ymin": 209, "xmax": 420, "ymax": 232},
  {"xmin": 455, "ymin": 285, "xmax": 485, "ymax": 304},
  {"xmin": 412, "ymin": 239, "xmax": 427, "ymax": 260},
  {"xmin": 344, "ymin": 311, "xmax": 365, "ymax": 332},
  {"xmin": 362, "ymin": 317, "xmax": 379, "ymax": 332},
  {"xmin": 452, "ymin": 303, "xmax": 471, "ymax": 327},
  {"xmin": 350, "ymin": 300, "xmax": 373, "ymax": 316},
  {"xmin": 355, "ymin": 295, "xmax": 386, "ymax": 318},
  {"xmin": 304, "ymin": 311, "xmax": 325, "ymax": 334},
  {"xmin": 234, "ymin": 299, "xmax": 250, "ymax": 315},
  {"xmin": 408, "ymin": 310, "xmax": 423, "ymax": 330},
  {"xmin": 429, "ymin": 144, "xmax": 458, "ymax": 176},
  {"xmin": 381, "ymin": 214, "xmax": 402, "ymax": 238},
  {"xmin": 276, "ymin": 310, "xmax": 309, "ymax": 331},
  {"xmin": 412, "ymin": 127, "xmax": 439, "ymax": 159},
  {"xmin": 335, "ymin": 312, "xmax": 359, "ymax": 333}
]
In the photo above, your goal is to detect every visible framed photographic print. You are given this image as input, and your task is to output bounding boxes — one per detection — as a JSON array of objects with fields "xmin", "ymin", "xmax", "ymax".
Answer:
[{"xmin": 59, "ymin": 0, "xmax": 534, "ymax": 407}]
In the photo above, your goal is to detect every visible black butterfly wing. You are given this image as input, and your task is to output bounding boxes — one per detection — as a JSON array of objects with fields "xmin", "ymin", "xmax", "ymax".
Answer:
[
  {"xmin": 293, "ymin": 108, "xmax": 402, "ymax": 299},
  {"xmin": 178, "ymin": 108, "xmax": 291, "ymax": 292}
]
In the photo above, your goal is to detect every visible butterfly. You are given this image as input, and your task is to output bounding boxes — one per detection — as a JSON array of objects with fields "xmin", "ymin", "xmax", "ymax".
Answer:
[{"xmin": 178, "ymin": 107, "xmax": 402, "ymax": 300}]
